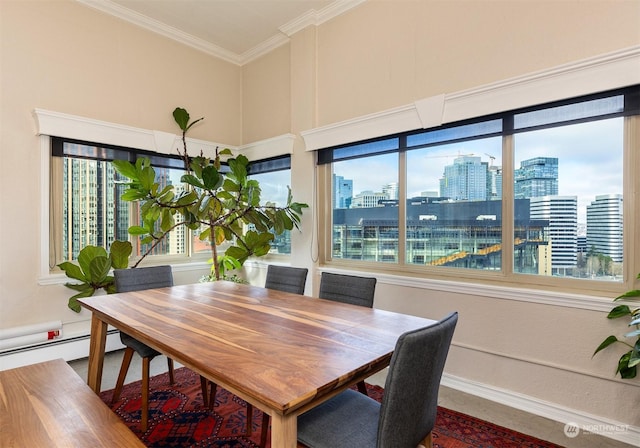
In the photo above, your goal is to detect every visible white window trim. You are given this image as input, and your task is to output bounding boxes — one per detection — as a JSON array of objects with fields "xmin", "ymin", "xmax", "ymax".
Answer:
[
  {"xmin": 35, "ymin": 110, "xmax": 296, "ymax": 284},
  {"xmin": 301, "ymin": 45, "xmax": 640, "ymax": 151}
]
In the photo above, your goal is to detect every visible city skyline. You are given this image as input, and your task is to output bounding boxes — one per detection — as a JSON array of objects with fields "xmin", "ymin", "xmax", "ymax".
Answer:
[{"xmin": 334, "ymin": 115, "xmax": 623, "ymax": 224}]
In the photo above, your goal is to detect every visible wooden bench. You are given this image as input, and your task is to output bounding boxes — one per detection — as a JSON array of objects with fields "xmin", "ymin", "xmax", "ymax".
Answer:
[{"xmin": 0, "ymin": 358, "xmax": 144, "ymax": 447}]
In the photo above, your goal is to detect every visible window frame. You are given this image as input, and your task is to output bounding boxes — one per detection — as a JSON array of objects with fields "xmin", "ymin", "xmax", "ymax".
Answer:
[{"xmin": 318, "ymin": 86, "xmax": 640, "ymax": 297}]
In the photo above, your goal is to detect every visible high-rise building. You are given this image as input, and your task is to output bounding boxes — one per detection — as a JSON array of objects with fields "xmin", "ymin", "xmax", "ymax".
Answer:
[
  {"xmin": 439, "ymin": 156, "xmax": 487, "ymax": 201},
  {"xmin": 529, "ymin": 196, "xmax": 578, "ymax": 275},
  {"xmin": 487, "ymin": 164, "xmax": 502, "ymax": 200},
  {"xmin": 382, "ymin": 182, "xmax": 398, "ymax": 200},
  {"xmin": 333, "ymin": 174, "xmax": 353, "ymax": 209},
  {"xmin": 586, "ymin": 194, "xmax": 623, "ymax": 262},
  {"xmin": 514, "ymin": 157, "xmax": 558, "ymax": 199}
]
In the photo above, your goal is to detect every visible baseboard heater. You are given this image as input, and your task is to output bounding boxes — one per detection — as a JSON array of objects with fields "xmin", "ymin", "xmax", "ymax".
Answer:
[{"xmin": 0, "ymin": 328, "xmax": 124, "ymax": 371}]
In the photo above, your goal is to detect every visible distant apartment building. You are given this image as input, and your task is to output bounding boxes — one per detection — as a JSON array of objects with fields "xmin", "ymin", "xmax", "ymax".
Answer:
[
  {"xmin": 439, "ymin": 156, "xmax": 487, "ymax": 201},
  {"xmin": 586, "ymin": 194, "xmax": 623, "ymax": 262},
  {"xmin": 514, "ymin": 157, "xmax": 558, "ymax": 199},
  {"xmin": 529, "ymin": 196, "xmax": 578, "ymax": 275},
  {"xmin": 62, "ymin": 156, "xmax": 179, "ymax": 260}
]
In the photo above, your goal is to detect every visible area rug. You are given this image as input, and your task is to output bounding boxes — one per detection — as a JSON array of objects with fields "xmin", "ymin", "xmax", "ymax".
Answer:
[{"xmin": 99, "ymin": 367, "xmax": 563, "ymax": 448}]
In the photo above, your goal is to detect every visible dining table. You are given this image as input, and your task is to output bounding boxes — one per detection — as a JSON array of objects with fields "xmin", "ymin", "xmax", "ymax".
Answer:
[{"xmin": 79, "ymin": 280, "xmax": 436, "ymax": 448}]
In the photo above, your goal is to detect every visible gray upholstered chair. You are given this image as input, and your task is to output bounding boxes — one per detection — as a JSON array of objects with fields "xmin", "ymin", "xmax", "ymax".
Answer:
[
  {"xmin": 297, "ymin": 312, "xmax": 458, "ymax": 448},
  {"xmin": 111, "ymin": 266, "xmax": 206, "ymax": 431},
  {"xmin": 318, "ymin": 272, "xmax": 376, "ymax": 308},
  {"xmin": 319, "ymin": 272, "xmax": 376, "ymax": 395},
  {"xmin": 264, "ymin": 265, "xmax": 308, "ymax": 294}
]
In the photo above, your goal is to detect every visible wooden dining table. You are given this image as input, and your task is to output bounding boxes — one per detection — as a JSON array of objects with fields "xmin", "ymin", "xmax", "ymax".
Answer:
[{"xmin": 79, "ymin": 281, "xmax": 436, "ymax": 447}]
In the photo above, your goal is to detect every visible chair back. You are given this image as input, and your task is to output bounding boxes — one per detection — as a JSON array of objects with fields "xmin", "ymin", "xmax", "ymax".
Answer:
[
  {"xmin": 377, "ymin": 312, "xmax": 458, "ymax": 448},
  {"xmin": 114, "ymin": 265, "xmax": 174, "ymax": 293},
  {"xmin": 318, "ymin": 272, "xmax": 376, "ymax": 307},
  {"xmin": 264, "ymin": 265, "xmax": 308, "ymax": 294}
]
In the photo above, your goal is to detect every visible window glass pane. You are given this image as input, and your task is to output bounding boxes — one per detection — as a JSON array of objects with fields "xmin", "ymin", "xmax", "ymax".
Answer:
[
  {"xmin": 514, "ymin": 95, "xmax": 623, "ymax": 130},
  {"xmin": 248, "ymin": 169, "xmax": 293, "ymax": 254},
  {"xmin": 513, "ymin": 117, "xmax": 623, "ymax": 280},
  {"xmin": 332, "ymin": 137, "xmax": 399, "ymax": 162},
  {"xmin": 406, "ymin": 137, "xmax": 503, "ymax": 269},
  {"xmin": 407, "ymin": 119, "xmax": 502, "ymax": 148},
  {"xmin": 61, "ymin": 146, "xmax": 186, "ymax": 261},
  {"xmin": 332, "ymin": 153, "xmax": 398, "ymax": 262}
]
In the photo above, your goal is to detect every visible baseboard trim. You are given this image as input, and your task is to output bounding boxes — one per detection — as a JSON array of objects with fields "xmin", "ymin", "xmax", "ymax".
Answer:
[{"xmin": 441, "ymin": 373, "xmax": 640, "ymax": 447}]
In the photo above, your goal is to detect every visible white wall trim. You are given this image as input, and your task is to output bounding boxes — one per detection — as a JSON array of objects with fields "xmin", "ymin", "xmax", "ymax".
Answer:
[
  {"xmin": 301, "ymin": 45, "xmax": 640, "ymax": 151},
  {"xmin": 238, "ymin": 133, "xmax": 297, "ymax": 160},
  {"xmin": 441, "ymin": 374, "xmax": 640, "ymax": 447},
  {"xmin": 318, "ymin": 267, "xmax": 622, "ymax": 313}
]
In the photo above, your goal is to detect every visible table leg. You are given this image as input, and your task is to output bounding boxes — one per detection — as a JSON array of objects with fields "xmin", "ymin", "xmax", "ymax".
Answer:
[
  {"xmin": 270, "ymin": 412, "xmax": 297, "ymax": 448},
  {"xmin": 86, "ymin": 314, "xmax": 107, "ymax": 393}
]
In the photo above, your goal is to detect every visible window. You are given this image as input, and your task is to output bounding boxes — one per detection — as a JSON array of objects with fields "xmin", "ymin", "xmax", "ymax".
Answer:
[
  {"xmin": 248, "ymin": 156, "xmax": 293, "ymax": 255},
  {"xmin": 50, "ymin": 138, "xmax": 292, "ymax": 264},
  {"xmin": 319, "ymin": 86, "xmax": 639, "ymax": 290}
]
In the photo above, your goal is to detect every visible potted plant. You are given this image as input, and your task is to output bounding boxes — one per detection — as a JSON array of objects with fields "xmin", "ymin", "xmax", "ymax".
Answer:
[
  {"xmin": 593, "ymin": 273, "xmax": 640, "ymax": 378},
  {"xmin": 113, "ymin": 107, "xmax": 307, "ymax": 281},
  {"xmin": 58, "ymin": 240, "xmax": 132, "ymax": 312}
]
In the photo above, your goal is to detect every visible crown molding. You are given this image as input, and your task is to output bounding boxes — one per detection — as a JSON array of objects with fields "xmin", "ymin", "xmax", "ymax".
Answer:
[
  {"xmin": 77, "ymin": 0, "xmax": 242, "ymax": 65},
  {"xmin": 77, "ymin": 0, "xmax": 365, "ymax": 66}
]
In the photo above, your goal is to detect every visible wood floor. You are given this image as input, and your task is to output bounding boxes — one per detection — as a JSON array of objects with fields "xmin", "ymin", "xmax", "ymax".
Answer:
[{"xmin": 69, "ymin": 350, "xmax": 635, "ymax": 448}]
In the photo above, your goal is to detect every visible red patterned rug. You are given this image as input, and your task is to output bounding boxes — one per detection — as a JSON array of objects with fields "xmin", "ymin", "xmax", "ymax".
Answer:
[{"xmin": 99, "ymin": 367, "xmax": 563, "ymax": 448}]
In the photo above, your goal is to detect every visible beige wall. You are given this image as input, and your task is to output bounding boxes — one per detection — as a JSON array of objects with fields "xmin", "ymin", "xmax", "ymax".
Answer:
[
  {"xmin": 1, "ymin": 0, "xmax": 639, "ymax": 437},
  {"xmin": 0, "ymin": 0, "xmax": 240, "ymax": 329}
]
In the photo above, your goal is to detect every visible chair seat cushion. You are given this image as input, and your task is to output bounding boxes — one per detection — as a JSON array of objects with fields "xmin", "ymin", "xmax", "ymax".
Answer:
[
  {"xmin": 298, "ymin": 389, "xmax": 380, "ymax": 448},
  {"xmin": 120, "ymin": 332, "xmax": 161, "ymax": 359}
]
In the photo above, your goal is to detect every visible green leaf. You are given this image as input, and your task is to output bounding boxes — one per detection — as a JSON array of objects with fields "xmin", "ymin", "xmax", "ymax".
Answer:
[
  {"xmin": 593, "ymin": 335, "xmax": 618, "ymax": 356},
  {"xmin": 109, "ymin": 240, "xmax": 132, "ymax": 269},
  {"xmin": 615, "ymin": 289, "xmax": 640, "ymax": 301},
  {"xmin": 128, "ymin": 226, "xmax": 148, "ymax": 235},
  {"xmin": 617, "ymin": 352, "xmax": 637, "ymax": 379},
  {"xmin": 67, "ymin": 287, "xmax": 97, "ymax": 312},
  {"xmin": 88, "ymin": 256, "xmax": 111, "ymax": 284},
  {"xmin": 58, "ymin": 261, "xmax": 86, "ymax": 282},
  {"xmin": 121, "ymin": 189, "xmax": 149, "ymax": 201},
  {"xmin": 173, "ymin": 107, "xmax": 190, "ymax": 131},
  {"xmin": 112, "ymin": 160, "xmax": 138, "ymax": 180},
  {"xmin": 77, "ymin": 246, "xmax": 107, "ymax": 277},
  {"xmin": 181, "ymin": 174, "xmax": 205, "ymax": 189},
  {"xmin": 139, "ymin": 165, "xmax": 156, "ymax": 191},
  {"xmin": 607, "ymin": 305, "xmax": 631, "ymax": 319},
  {"xmin": 202, "ymin": 165, "xmax": 221, "ymax": 190},
  {"xmin": 160, "ymin": 208, "xmax": 174, "ymax": 232}
]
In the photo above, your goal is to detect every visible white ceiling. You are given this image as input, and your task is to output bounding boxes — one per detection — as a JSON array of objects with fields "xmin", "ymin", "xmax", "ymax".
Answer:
[{"xmin": 78, "ymin": 0, "xmax": 364, "ymax": 65}]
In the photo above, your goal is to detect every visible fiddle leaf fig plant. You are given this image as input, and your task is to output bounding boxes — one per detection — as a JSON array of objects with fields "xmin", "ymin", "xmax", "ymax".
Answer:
[
  {"xmin": 113, "ymin": 107, "xmax": 308, "ymax": 280},
  {"xmin": 58, "ymin": 240, "xmax": 132, "ymax": 312},
  {"xmin": 593, "ymin": 273, "xmax": 640, "ymax": 379}
]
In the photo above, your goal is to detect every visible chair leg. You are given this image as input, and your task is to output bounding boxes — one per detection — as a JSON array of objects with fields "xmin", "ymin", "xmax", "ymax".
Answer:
[
  {"xmin": 418, "ymin": 431, "xmax": 433, "ymax": 448},
  {"xmin": 141, "ymin": 357, "xmax": 151, "ymax": 432},
  {"xmin": 200, "ymin": 376, "xmax": 209, "ymax": 407},
  {"xmin": 112, "ymin": 347, "xmax": 134, "ymax": 404},
  {"xmin": 246, "ymin": 403, "xmax": 253, "ymax": 436},
  {"xmin": 167, "ymin": 358, "xmax": 175, "ymax": 385},
  {"xmin": 259, "ymin": 412, "xmax": 270, "ymax": 448},
  {"xmin": 208, "ymin": 381, "xmax": 217, "ymax": 411},
  {"xmin": 357, "ymin": 380, "xmax": 369, "ymax": 396}
]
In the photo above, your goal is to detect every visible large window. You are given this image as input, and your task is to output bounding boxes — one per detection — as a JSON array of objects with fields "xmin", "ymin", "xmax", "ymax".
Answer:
[
  {"xmin": 50, "ymin": 139, "xmax": 292, "ymax": 265},
  {"xmin": 320, "ymin": 86, "xmax": 639, "ymax": 289}
]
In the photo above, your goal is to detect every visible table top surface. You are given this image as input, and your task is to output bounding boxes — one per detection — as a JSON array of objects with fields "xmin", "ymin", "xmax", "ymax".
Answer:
[
  {"xmin": 79, "ymin": 281, "xmax": 435, "ymax": 415},
  {"xmin": 0, "ymin": 358, "xmax": 145, "ymax": 447}
]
